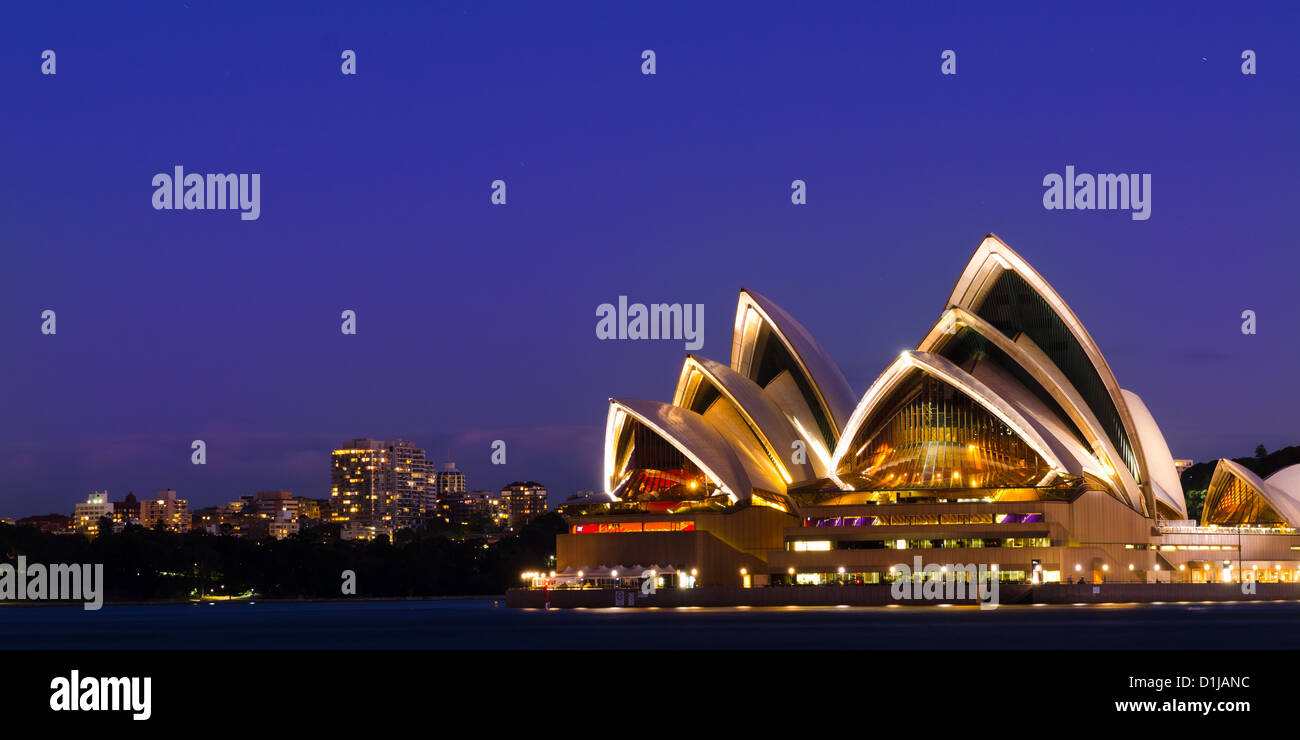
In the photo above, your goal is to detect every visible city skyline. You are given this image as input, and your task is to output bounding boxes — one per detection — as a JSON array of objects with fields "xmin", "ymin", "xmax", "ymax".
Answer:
[
  {"xmin": 20, "ymin": 458, "xmax": 553, "ymax": 538},
  {"xmin": 7, "ymin": 438, "xmax": 557, "ymax": 522},
  {"xmin": 3, "ymin": 2, "xmax": 1298, "ymax": 519}
]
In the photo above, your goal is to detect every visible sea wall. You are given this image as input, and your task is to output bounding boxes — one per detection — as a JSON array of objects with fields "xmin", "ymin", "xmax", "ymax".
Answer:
[{"xmin": 505, "ymin": 582, "xmax": 1300, "ymax": 608}]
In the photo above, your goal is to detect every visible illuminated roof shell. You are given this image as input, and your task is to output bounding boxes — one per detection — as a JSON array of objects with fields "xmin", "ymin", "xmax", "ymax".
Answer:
[
  {"xmin": 1202, "ymin": 459, "xmax": 1300, "ymax": 527},
  {"xmin": 593, "ymin": 234, "xmax": 1191, "ymax": 525},
  {"xmin": 672, "ymin": 355, "xmax": 816, "ymax": 485},
  {"xmin": 944, "ymin": 234, "xmax": 1155, "ymax": 516},
  {"xmin": 918, "ymin": 307, "xmax": 1145, "ymax": 511},
  {"xmin": 604, "ymin": 398, "xmax": 754, "ymax": 504},
  {"xmin": 729, "ymin": 288, "xmax": 856, "ymax": 452},
  {"xmin": 830, "ymin": 350, "xmax": 1068, "ymax": 487},
  {"xmin": 1121, "ymin": 389, "xmax": 1187, "ymax": 519}
]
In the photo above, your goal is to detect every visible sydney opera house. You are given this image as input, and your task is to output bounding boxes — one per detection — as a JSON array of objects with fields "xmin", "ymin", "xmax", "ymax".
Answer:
[{"xmin": 557, "ymin": 235, "xmax": 1300, "ymax": 589}]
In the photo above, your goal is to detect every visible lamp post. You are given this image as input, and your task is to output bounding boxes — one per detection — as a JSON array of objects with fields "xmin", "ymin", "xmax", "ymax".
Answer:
[{"xmin": 1238, "ymin": 528, "xmax": 1243, "ymax": 584}]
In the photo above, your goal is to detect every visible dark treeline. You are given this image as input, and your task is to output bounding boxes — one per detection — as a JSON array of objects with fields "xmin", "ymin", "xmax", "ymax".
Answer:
[{"xmin": 0, "ymin": 513, "xmax": 566, "ymax": 600}]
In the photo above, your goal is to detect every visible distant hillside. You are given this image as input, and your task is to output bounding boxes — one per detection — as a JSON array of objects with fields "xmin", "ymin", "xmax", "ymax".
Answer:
[{"xmin": 1179, "ymin": 444, "xmax": 1300, "ymax": 521}]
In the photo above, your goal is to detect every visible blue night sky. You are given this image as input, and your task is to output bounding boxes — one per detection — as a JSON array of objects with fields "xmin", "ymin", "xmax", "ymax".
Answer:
[{"xmin": 2, "ymin": 1, "xmax": 1298, "ymax": 517}]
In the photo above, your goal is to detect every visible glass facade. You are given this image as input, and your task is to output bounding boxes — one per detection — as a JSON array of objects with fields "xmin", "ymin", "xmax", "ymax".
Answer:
[
  {"xmin": 570, "ymin": 521, "xmax": 696, "ymax": 534},
  {"xmin": 973, "ymin": 270, "xmax": 1142, "ymax": 485},
  {"xmin": 787, "ymin": 537, "xmax": 1051, "ymax": 550},
  {"xmin": 782, "ymin": 570, "xmax": 1031, "ymax": 585},
  {"xmin": 807, "ymin": 512, "xmax": 1044, "ymax": 527},
  {"xmin": 1202, "ymin": 475, "xmax": 1286, "ymax": 525},
  {"xmin": 938, "ymin": 326, "xmax": 1092, "ymax": 451},
  {"xmin": 836, "ymin": 375, "xmax": 1052, "ymax": 490},
  {"xmin": 789, "ymin": 571, "xmax": 882, "ymax": 585},
  {"xmin": 609, "ymin": 419, "xmax": 715, "ymax": 501}
]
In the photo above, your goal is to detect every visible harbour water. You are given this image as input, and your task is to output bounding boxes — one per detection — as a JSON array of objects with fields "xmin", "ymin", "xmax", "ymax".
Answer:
[{"xmin": 3, "ymin": 598, "xmax": 1300, "ymax": 650}]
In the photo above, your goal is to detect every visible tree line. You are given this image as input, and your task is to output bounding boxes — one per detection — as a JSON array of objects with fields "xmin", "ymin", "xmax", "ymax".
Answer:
[{"xmin": 0, "ymin": 513, "xmax": 566, "ymax": 601}]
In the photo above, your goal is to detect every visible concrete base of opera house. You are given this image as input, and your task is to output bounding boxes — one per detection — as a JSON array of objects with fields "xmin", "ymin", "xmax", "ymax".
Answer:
[{"xmin": 505, "ymin": 583, "xmax": 1300, "ymax": 609}]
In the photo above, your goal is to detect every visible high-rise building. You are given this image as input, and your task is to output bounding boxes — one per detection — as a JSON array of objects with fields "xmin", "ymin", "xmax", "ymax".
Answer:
[
  {"xmin": 500, "ymin": 481, "xmax": 549, "ymax": 531},
  {"xmin": 331, "ymin": 439, "xmax": 389, "ymax": 524},
  {"xmin": 436, "ymin": 462, "xmax": 466, "ymax": 497},
  {"xmin": 141, "ymin": 489, "xmax": 189, "ymax": 532},
  {"xmin": 73, "ymin": 491, "xmax": 113, "ymax": 536},
  {"xmin": 435, "ymin": 462, "xmax": 467, "ymax": 523},
  {"xmin": 442, "ymin": 489, "xmax": 508, "ymax": 528},
  {"xmin": 331, "ymin": 439, "xmax": 437, "ymax": 528},
  {"xmin": 388, "ymin": 440, "xmax": 437, "ymax": 528}
]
